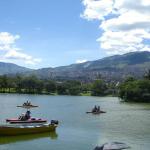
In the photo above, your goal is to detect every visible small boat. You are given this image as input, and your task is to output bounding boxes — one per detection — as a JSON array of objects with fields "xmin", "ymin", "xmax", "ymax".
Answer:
[
  {"xmin": 0, "ymin": 123, "xmax": 57, "ymax": 136},
  {"xmin": 17, "ymin": 105, "xmax": 38, "ymax": 109},
  {"xmin": 17, "ymin": 101, "xmax": 38, "ymax": 109},
  {"xmin": 86, "ymin": 111, "xmax": 106, "ymax": 114},
  {"xmin": 86, "ymin": 105, "xmax": 106, "ymax": 114}
]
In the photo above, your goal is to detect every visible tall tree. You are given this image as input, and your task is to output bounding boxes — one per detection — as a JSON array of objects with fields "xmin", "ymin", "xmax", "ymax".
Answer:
[
  {"xmin": 0, "ymin": 75, "xmax": 8, "ymax": 92},
  {"xmin": 15, "ymin": 75, "xmax": 23, "ymax": 93},
  {"xmin": 45, "ymin": 80, "xmax": 56, "ymax": 94},
  {"xmin": 91, "ymin": 79, "xmax": 107, "ymax": 96}
]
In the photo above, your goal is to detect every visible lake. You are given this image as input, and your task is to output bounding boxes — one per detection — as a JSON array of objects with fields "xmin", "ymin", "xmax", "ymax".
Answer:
[{"xmin": 0, "ymin": 94, "xmax": 150, "ymax": 150}]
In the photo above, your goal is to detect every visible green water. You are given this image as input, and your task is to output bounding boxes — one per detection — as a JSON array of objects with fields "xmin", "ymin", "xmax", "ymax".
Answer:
[{"xmin": 0, "ymin": 94, "xmax": 150, "ymax": 150}]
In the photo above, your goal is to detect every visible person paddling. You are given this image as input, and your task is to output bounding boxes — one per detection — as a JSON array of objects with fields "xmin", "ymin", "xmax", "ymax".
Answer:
[
  {"xmin": 92, "ymin": 105, "xmax": 97, "ymax": 112},
  {"xmin": 97, "ymin": 106, "xmax": 100, "ymax": 112},
  {"xmin": 25, "ymin": 110, "xmax": 31, "ymax": 120}
]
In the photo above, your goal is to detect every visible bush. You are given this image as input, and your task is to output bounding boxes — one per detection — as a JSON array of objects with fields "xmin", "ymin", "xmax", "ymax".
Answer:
[{"xmin": 119, "ymin": 79, "xmax": 150, "ymax": 102}]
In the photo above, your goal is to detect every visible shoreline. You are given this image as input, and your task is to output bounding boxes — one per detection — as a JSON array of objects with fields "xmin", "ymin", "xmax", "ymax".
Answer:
[
  {"xmin": 0, "ymin": 92, "xmax": 149, "ymax": 103},
  {"xmin": 0, "ymin": 91, "xmax": 117, "ymax": 97}
]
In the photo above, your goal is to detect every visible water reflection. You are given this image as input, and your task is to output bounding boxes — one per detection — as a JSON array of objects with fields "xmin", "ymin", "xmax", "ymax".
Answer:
[{"xmin": 0, "ymin": 131, "xmax": 58, "ymax": 145}]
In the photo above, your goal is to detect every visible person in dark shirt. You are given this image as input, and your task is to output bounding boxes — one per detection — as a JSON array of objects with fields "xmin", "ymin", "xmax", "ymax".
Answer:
[{"xmin": 25, "ymin": 110, "xmax": 31, "ymax": 120}]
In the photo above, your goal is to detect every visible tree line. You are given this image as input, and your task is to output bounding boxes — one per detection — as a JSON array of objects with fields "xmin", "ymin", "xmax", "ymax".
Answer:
[
  {"xmin": 118, "ymin": 70, "xmax": 150, "ymax": 102},
  {"xmin": 0, "ymin": 75, "xmax": 113, "ymax": 96},
  {"xmin": 0, "ymin": 70, "xmax": 149, "ymax": 103}
]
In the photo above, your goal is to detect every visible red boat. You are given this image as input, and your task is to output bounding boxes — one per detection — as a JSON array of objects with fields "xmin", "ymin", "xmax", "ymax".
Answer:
[
  {"xmin": 6, "ymin": 101, "xmax": 48, "ymax": 125},
  {"xmin": 6, "ymin": 118, "xmax": 47, "ymax": 124}
]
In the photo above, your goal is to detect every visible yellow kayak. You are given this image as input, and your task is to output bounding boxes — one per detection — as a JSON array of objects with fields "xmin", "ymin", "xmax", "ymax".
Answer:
[{"xmin": 0, "ymin": 124, "xmax": 57, "ymax": 136}]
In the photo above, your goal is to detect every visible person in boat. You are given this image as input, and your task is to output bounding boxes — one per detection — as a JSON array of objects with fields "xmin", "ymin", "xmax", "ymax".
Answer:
[
  {"xmin": 19, "ymin": 113, "xmax": 26, "ymax": 121},
  {"xmin": 92, "ymin": 105, "xmax": 98, "ymax": 113},
  {"xmin": 92, "ymin": 105, "xmax": 101, "ymax": 113},
  {"xmin": 26, "ymin": 101, "xmax": 31, "ymax": 106},
  {"xmin": 25, "ymin": 110, "xmax": 31, "ymax": 120},
  {"xmin": 97, "ymin": 106, "xmax": 100, "ymax": 112},
  {"xmin": 18, "ymin": 110, "xmax": 31, "ymax": 121},
  {"xmin": 23, "ymin": 101, "xmax": 31, "ymax": 106}
]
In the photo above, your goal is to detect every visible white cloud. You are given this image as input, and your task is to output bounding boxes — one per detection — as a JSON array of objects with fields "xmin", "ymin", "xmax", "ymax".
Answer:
[
  {"xmin": 76, "ymin": 59, "xmax": 87, "ymax": 64},
  {"xmin": 81, "ymin": 0, "xmax": 150, "ymax": 55},
  {"xmin": 81, "ymin": 0, "xmax": 113, "ymax": 20},
  {"xmin": 0, "ymin": 32, "xmax": 20, "ymax": 46},
  {"xmin": 0, "ymin": 32, "xmax": 41, "ymax": 65},
  {"xmin": 4, "ymin": 49, "xmax": 42, "ymax": 65}
]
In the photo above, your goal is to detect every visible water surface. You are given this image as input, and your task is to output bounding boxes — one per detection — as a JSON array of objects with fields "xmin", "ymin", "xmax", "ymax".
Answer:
[{"xmin": 0, "ymin": 94, "xmax": 149, "ymax": 150}]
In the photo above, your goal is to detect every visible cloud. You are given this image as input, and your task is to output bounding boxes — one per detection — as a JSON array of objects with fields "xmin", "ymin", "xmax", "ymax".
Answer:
[
  {"xmin": 81, "ymin": 0, "xmax": 113, "ymax": 20},
  {"xmin": 0, "ymin": 32, "xmax": 19, "ymax": 46},
  {"xmin": 81, "ymin": 0, "xmax": 150, "ymax": 55},
  {"xmin": 76, "ymin": 59, "xmax": 87, "ymax": 64},
  {"xmin": 0, "ymin": 32, "xmax": 41, "ymax": 65},
  {"xmin": 4, "ymin": 49, "xmax": 42, "ymax": 65}
]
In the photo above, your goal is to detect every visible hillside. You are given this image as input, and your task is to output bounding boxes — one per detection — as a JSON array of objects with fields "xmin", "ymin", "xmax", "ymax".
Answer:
[
  {"xmin": 0, "ymin": 62, "xmax": 33, "ymax": 75},
  {"xmin": 0, "ymin": 51, "xmax": 150, "ymax": 81},
  {"xmin": 31, "ymin": 51, "xmax": 150, "ymax": 81}
]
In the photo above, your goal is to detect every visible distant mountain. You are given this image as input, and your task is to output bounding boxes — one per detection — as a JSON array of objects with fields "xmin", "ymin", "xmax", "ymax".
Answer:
[
  {"xmin": 0, "ymin": 62, "xmax": 33, "ymax": 75},
  {"xmin": 0, "ymin": 51, "xmax": 150, "ymax": 81},
  {"xmin": 30, "ymin": 51, "xmax": 150, "ymax": 81}
]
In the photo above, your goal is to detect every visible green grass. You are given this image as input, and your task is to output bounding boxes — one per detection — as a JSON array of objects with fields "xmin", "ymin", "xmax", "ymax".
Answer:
[{"xmin": 80, "ymin": 92, "xmax": 91, "ymax": 96}]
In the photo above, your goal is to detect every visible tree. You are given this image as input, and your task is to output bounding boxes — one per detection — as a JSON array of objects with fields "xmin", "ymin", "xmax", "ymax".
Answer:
[
  {"xmin": 81, "ymin": 83, "xmax": 92, "ymax": 93},
  {"xmin": 119, "ymin": 79, "xmax": 150, "ymax": 102},
  {"xmin": 64, "ymin": 80, "xmax": 81, "ymax": 95},
  {"xmin": 57, "ymin": 83, "xmax": 67, "ymax": 95},
  {"xmin": 35, "ymin": 80, "xmax": 44, "ymax": 94},
  {"xmin": 45, "ymin": 80, "xmax": 56, "ymax": 94},
  {"xmin": 68, "ymin": 86, "xmax": 81, "ymax": 95},
  {"xmin": 7, "ymin": 77, "xmax": 16, "ymax": 92},
  {"xmin": 0, "ymin": 75, "xmax": 8, "ymax": 92},
  {"xmin": 15, "ymin": 75, "xmax": 23, "ymax": 93},
  {"xmin": 124, "ymin": 76, "xmax": 135, "ymax": 82},
  {"xmin": 91, "ymin": 79, "xmax": 107, "ymax": 96},
  {"xmin": 22, "ymin": 76, "xmax": 39, "ymax": 93}
]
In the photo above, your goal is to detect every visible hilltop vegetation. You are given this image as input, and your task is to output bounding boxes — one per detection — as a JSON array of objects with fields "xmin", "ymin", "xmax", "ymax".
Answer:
[{"xmin": 119, "ymin": 70, "xmax": 150, "ymax": 102}]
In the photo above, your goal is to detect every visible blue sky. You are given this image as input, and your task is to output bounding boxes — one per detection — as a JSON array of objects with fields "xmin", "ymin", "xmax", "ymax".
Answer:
[
  {"xmin": 0, "ymin": 0, "xmax": 149, "ymax": 68},
  {"xmin": 0, "ymin": 0, "xmax": 105, "ymax": 68}
]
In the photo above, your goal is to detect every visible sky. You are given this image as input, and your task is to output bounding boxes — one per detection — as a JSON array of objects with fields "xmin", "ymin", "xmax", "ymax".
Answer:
[{"xmin": 0, "ymin": 0, "xmax": 150, "ymax": 69}]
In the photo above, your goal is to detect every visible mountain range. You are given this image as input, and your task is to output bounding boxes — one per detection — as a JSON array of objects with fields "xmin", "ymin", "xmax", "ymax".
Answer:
[
  {"xmin": 0, "ymin": 62, "xmax": 33, "ymax": 75},
  {"xmin": 0, "ymin": 51, "xmax": 150, "ymax": 81}
]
